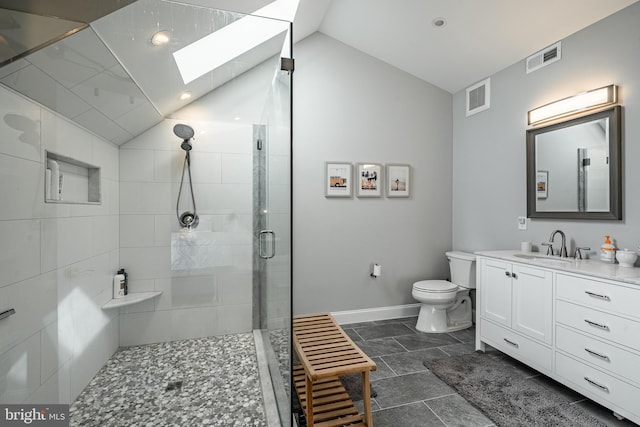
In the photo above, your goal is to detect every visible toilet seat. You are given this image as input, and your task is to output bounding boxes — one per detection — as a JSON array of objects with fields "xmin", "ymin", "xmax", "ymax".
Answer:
[{"xmin": 413, "ymin": 280, "xmax": 458, "ymax": 293}]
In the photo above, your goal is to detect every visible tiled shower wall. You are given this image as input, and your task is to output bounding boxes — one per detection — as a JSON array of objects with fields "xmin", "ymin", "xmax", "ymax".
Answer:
[
  {"xmin": 116, "ymin": 58, "xmax": 277, "ymax": 345},
  {"xmin": 118, "ymin": 117, "xmax": 255, "ymax": 345},
  {"xmin": 0, "ymin": 86, "xmax": 120, "ymax": 404},
  {"xmin": 116, "ymin": 57, "xmax": 281, "ymax": 346}
]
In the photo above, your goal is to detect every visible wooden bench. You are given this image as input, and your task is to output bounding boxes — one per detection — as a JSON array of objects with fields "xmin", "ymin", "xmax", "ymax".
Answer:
[{"xmin": 293, "ymin": 313, "xmax": 377, "ymax": 427}]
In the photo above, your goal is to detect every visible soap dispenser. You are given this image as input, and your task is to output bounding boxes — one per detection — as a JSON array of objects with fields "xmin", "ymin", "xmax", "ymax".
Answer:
[{"xmin": 600, "ymin": 235, "xmax": 616, "ymax": 263}]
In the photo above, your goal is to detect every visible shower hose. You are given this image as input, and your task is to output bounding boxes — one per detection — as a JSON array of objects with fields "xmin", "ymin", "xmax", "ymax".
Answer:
[{"xmin": 176, "ymin": 151, "xmax": 198, "ymax": 228}]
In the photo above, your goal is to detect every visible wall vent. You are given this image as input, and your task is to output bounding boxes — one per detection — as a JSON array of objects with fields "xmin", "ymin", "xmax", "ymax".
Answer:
[
  {"xmin": 466, "ymin": 78, "xmax": 490, "ymax": 117},
  {"xmin": 526, "ymin": 42, "xmax": 562, "ymax": 74}
]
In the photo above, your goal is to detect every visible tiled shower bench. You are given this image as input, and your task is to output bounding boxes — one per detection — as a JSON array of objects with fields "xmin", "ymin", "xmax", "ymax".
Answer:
[{"xmin": 293, "ymin": 313, "xmax": 377, "ymax": 427}]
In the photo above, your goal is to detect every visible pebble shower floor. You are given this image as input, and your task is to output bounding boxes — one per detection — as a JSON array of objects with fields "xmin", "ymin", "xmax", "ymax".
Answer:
[{"xmin": 70, "ymin": 333, "xmax": 267, "ymax": 427}]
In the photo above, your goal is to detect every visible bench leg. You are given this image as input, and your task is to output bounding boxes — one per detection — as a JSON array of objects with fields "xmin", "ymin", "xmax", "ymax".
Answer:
[
  {"xmin": 305, "ymin": 375, "xmax": 314, "ymax": 427},
  {"xmin": 362, "ymin": 370, "xmax": 373, "ymax": 426}
]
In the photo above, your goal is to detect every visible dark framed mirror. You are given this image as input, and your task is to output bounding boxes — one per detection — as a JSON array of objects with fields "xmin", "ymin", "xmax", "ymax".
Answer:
[{"xmin": 526, "ymin": 105, "xmax": 622, "ymax": 219}]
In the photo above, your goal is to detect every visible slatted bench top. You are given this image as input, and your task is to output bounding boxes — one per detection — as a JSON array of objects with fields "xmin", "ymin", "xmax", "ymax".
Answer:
[
  {"xmin": 293, "ymin": 313, "xmax": 377, "ymax": 427},
  {"xmin": 293, "ymin": 313, "xmax": 377, "ymax": 381}
]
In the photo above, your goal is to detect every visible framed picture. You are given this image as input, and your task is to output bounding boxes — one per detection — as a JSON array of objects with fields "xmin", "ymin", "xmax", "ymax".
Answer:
[
  {"xmin": 325, "ymin": 162, "xmax": 353, "ymax": 197},
  {"xmin": 357, "ymin": 163, "xmax": 383, "ymax": 198},
  {"xmin": 386, "ymin": 164, "xmax": 410, "ymax": 197},
  {"xmin": 536, "ymin": 170, "xmax": 548, "ymax": 199}
]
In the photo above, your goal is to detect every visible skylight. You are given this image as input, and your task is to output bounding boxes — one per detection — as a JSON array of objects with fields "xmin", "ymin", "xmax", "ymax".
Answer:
[{"xmin": 173, "ymin": 0, "xmax": 298, "ymax": 85}]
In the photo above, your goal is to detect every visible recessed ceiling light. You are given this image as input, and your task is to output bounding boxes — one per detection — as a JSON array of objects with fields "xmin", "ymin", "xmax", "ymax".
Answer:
[
  {"xmin": 151, "ymin": 30, "xmax": 170, "ymax": 46},
  {"xmin": 432, "ymin": 17, "xmax": 447, "ymax": 28},
  {"xmin": 179, "ymin": 91, "xmax": 192, "ymax": 101}
]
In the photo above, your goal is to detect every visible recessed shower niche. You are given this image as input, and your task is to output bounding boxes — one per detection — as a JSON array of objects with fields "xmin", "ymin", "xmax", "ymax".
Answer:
[{"xmin": 45, "ymin": 150, "xmax": 101, "ymax": 204}]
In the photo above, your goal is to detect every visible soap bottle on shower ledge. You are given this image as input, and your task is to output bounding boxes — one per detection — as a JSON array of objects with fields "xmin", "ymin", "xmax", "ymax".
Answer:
[
  {"xmin": 113, "ymin": 271, "xmax": 125, "ymax": 299},
  {"xmin": 600, "ymin": 235, "xmax": 616, "ymax": 263},
  {"xmin": 117, "ymin": 268, "xmax": 128, "ymax": 295}
]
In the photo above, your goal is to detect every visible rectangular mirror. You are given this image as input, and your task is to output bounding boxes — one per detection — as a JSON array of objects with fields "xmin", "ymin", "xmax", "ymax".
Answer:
[{"xmin": 526, "ymin": 105, "xmax": 622, "ymax": 219}]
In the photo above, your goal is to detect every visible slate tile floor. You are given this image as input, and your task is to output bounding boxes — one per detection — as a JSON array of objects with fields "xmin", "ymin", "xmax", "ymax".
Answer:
[{"xmin": 338, "ymin": 316, "xmax": 638, "ymax": 427}]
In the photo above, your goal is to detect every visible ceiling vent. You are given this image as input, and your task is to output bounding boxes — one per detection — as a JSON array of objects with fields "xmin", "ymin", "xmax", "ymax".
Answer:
[
  {"xmin": 526, "ymin": 42, "xmax": 562, "ymax": 74},
  {"xmin": 466, "ymin": 78, "xmax": 490, "ymax": 117}
]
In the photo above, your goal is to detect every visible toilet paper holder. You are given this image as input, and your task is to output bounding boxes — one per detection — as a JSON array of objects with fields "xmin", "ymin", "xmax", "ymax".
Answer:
[{"xmin": 371, "ymin": 263, "xmax": 381, "ymax": 278}]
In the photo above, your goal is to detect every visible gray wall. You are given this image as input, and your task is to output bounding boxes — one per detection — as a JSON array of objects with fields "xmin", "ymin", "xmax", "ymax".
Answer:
[
  {"xmin": 293, "ymin": 33, "xmax": 453, "ymax": 314},
  {"xmin": 452, "ymin": 3, "xmax": 640, "ymax": 255}
]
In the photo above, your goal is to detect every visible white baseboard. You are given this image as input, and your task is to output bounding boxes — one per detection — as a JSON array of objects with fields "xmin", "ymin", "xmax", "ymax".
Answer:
[{"xmin": 331, "ymin": 303, "xmax": 421, "ymax": 325}]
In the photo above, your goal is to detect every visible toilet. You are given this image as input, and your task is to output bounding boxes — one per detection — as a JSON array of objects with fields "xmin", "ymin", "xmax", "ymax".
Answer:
[{"xmin": 412, "ymin": 251, "xmax": 476, "ymax": 333}]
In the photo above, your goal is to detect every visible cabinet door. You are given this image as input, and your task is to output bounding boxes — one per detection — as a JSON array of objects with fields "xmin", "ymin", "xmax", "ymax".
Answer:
[
  {"xmin": 512, "ymin": 264, "xmax": 553, "ymax": 344},
  {"xmin": 480, "ymin": 259, "xmax": 512, "ymax": 327}
]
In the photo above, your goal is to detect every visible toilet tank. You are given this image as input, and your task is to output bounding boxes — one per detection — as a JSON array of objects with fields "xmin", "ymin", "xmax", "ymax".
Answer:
[{"xmin": 445, "ymin": 251, "xmax": 476, "ymax": 289}]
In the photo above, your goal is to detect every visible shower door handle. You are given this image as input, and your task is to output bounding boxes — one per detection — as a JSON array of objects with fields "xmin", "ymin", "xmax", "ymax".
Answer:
[{"xmin": 259, "ymin": 230, "xmax": 276, "ymax": 259}]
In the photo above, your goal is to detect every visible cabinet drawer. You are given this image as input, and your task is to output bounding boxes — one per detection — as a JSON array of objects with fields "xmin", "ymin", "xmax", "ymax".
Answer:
[
  {"xmin": 556, "ymin": 300, "xmax": 640, "ymax": 352},
  {"xmin": 480, "ymin": 319, "xmax": 552, "ymax": 373},
  {"xmin": 556, "ymin": 273, "xmax": 640, "ymax": 319},
  {"xmin": 556, "ymin": 352, "xmax": 640, "ymax": 420},
  {"xmin": 556, "ymin": 325, "xmax": 640, "ymax": 386}
]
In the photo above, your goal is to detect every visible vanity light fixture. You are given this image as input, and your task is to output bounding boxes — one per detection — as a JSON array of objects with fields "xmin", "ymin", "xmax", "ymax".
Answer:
[
  {"xmin": 528, "ymin": 84, "xmax": 617, "ymax": 126},
  {"xmin": 179, "ymin": 91, "xmax": 192, "ymax": 101},
  {"xmin": 151, "ymin": 30, "xmax": 170, "ymax": 46}
]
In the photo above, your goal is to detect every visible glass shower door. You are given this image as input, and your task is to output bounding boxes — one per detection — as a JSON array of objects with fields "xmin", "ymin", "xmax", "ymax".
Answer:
[{"xmin": 254, "ymin": 42, "xmax": 293, "ymax": 425}]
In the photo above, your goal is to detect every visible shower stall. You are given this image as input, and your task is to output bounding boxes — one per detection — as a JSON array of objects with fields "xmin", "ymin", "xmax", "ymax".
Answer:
[{"xmin": 0, "ymin": 0, "xmax": 292, "ymax": 425}]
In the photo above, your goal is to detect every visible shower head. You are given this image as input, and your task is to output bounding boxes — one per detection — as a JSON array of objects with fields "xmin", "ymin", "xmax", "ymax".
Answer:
[
  {"xmin": 174, "ymin": 124, "xmax": 195, "ymax": 151},
  {"xmin": 173, "ymin": 124, "xmax": 194, "ymax": 140}
]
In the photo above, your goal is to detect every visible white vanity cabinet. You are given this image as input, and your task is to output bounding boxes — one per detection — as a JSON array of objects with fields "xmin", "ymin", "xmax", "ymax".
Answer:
[
  {"xmin": 476, "ymin": 251, "xmax": 640, "ymax": 425},
  {"xmin": 478, "ymin": 257, "xmax": 553, "ymax": 373}
]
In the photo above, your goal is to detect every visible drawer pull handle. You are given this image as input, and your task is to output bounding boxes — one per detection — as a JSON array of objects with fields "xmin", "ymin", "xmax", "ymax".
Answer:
[
  {"xmin": 584, "ymin": 319, "xmax": 610, "ymax": 331},
  {"xmin": 584, "ymin": 376, "xmax": 610, "ymax": 393},
  {"xmin": 585, "ymin": 348, "xmax": 610, "ymax": 362},
  {"xmin": 505, "ymin": 271, "xmax": 511, "ymax": 277},
  {"xmin": 503, "ymin": 338, "xmax": 519, "ymax": 348},
  {"xmin": 585, "ymin": 291, "xmax": 610, "ymax": 301}
]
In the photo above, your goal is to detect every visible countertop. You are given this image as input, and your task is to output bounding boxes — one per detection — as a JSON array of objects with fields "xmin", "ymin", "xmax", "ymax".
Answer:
[{"xmin": 475, "ymin": 250, "xmax": 640, "ymax": 286}]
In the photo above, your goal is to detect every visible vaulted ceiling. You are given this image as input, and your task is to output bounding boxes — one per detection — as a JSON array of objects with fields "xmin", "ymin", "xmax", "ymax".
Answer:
[
  {"xmin": 300, "ymin": 0, "xmax": 638, "ymax": 93},
  {"xmin": 219, "ymin": 0, "xmax": 638, "ymax": 93},
  {"xmin": 0, "ymin": 0, "xmax": 636, "ymax": 144}
]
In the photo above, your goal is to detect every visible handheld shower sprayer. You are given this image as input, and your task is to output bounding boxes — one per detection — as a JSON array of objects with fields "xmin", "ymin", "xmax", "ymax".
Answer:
[{"xmin": 174, "ymin": 124, "xmax": 198, "ymax": 229}]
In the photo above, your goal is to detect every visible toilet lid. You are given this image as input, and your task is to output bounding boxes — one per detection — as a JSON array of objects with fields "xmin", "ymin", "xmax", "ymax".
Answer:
[{"xmin": 413, "ymin": 280, "xmax": 458, "ymax": 293}]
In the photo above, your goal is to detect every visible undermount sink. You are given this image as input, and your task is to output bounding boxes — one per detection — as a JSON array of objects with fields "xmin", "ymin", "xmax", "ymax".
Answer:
[{"xmin": 513, "ymin": 253, "xmax": 575, "ymax": 264}]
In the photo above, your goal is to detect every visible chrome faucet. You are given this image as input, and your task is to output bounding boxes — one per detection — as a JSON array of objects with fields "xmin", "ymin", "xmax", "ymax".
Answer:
[
  {"xmin": 574, "ymin": 246, "xmax": 591, "ymax": 260},
  {"xmin": 546, "ymin": 230, "xmax": 568, "ymax": 257}
]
